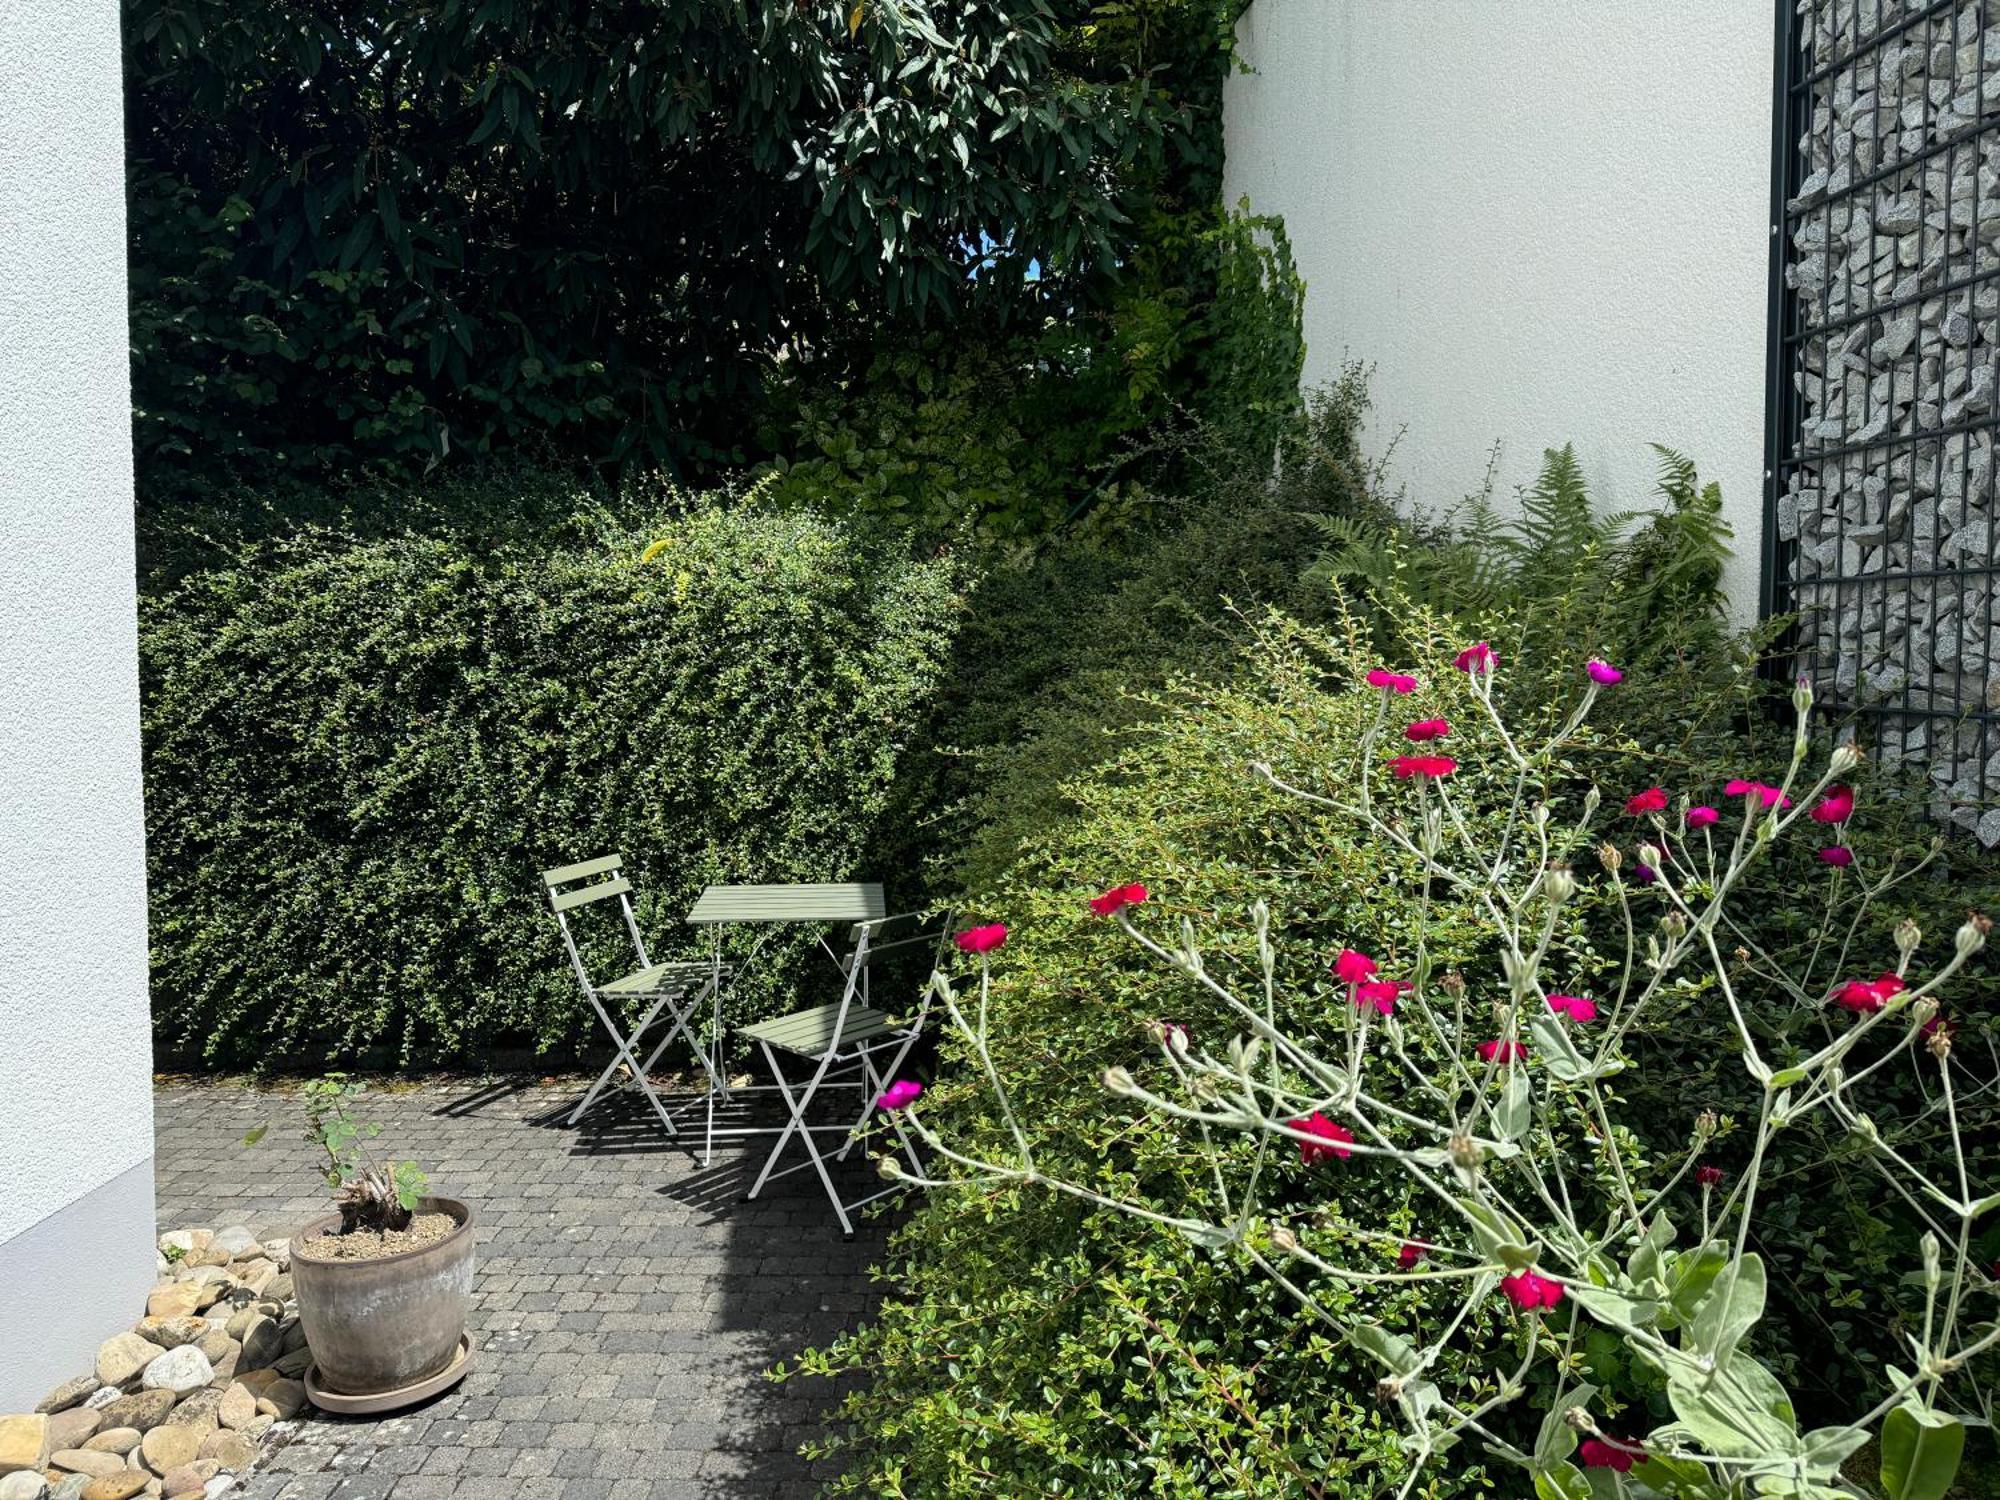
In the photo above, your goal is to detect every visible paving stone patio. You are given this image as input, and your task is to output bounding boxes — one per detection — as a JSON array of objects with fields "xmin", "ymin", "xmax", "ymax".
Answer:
[{"xmin": 153, "ymin": 1078, "xmax": 891, "ymax": 1500}]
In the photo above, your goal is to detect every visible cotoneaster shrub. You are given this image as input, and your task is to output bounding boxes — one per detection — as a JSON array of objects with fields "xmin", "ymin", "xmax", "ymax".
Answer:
[{"xmin": 141, "ymin": 482, "xmax": 963, "ymax": 1067}]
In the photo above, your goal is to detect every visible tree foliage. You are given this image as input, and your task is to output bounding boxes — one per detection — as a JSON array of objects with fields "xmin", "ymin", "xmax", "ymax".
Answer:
[{"xmin": 124, "ymin": 0, "xmax": 1243, "ymax": 485}]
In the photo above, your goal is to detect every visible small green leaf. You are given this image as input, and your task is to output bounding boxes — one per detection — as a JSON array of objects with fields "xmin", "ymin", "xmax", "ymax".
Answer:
[
  {"xmin": 1880, "ymin": 1400, "xmax": 1964, "ymax": 1500},
  {"xmin": 241, "ymin": 1124, "xmax": 269, "ymax": 1147}
]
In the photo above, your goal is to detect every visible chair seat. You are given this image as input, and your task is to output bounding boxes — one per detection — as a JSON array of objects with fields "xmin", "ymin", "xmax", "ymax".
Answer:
[
  {"xmin": 739, "ymin": 1001, "xmax": 901, "ymax": 1057},
  {"xmin": 598, "ymin": 960, "xmax": 723, "ymax": 998}
]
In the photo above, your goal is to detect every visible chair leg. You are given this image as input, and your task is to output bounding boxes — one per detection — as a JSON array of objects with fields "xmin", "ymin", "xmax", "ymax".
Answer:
[
  {"xmin": 571, "ymin": 991, "xmax": 678, "ymax": 1136},
  {"xmin": 745, "ymin": 1042, "xmax": 855, "ymax": 1236}
]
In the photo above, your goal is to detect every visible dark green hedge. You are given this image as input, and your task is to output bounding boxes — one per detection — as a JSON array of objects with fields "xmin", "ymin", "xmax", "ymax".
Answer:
[{"xmin": 141, "ymin": 486, "xmax": 964, "ymax": 1067}]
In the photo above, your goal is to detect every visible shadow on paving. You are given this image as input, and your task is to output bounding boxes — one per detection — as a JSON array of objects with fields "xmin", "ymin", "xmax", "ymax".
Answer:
[{"xmin": 151, "ymin": 1073, "xmax": 901, "ymax": 1500}]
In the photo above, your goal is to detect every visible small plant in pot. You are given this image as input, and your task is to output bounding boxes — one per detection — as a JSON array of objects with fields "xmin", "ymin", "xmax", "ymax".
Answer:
[{"xmin": 251, "ymin": 1075, "xmax": 475, "ymax": 1408}]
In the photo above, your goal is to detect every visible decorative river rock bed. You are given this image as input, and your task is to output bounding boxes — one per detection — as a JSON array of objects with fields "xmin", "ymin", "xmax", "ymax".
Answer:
[{"xmin": 0, "ymin": 1227, "xmax": 311, "ymax": 1500}]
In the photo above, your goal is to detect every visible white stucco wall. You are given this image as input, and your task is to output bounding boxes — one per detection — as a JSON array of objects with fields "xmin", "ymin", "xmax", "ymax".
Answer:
[
  {"xmin": 0, "ymin": 0, "xmax": 159, "ymax": 1408},
  {"xmin": 1225, "ymin": 0, "xmax": 1774, "ymax": 620}
]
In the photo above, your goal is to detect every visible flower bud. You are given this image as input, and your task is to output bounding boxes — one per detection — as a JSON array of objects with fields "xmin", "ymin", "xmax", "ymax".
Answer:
[
  {"xmin": 1662, "ymin": 911, "xmax": 1688, "ymax": 937},
  {"xmin": 1441, "ymin": 970, "xmax": 1466, "ymax": 998},
  {"xmin": 1911, "ymin": 995, "xmax": 1938, "ymax": 1028},
  {"xmin": 878, "ymin": 1156, "xmax": 905, "ymax": 1181},
  {"xmin": 1793, "ymin": 676, "xmax": 1814, "ymax": 715},
  {"xmin": 1637, "ymin": 843, "xmax": 1661, "ymax": 871},
  {"xmin": 1562, "ymin": 1405, "xmax": 1594, "ymax": 1433},
  {"xmin": 1582, "ymin": 787, "xmax": 1602, "ymax": 817},
  {"xmin": 1895, "ymin": 918, "xmax": 1922, "ymax": 957},
  {"xmin": 1829, "ymin": 742, "xmax": 1862, "ymax": 775},
  {"xmin": 1850, "ymin": 1114, "xmax": 1880, "ymax": 1148},
  {"xmin": 1955, "ymin": 913, "xmax": 1990, "ymax": 957},
  {"xmin": 1269, "ymin": 1223, "xmax": 1298, "ymax": 1255},
  {"xmin": 1102, "ymin": 1066, "xmax": 1137, "ymax": 1096},
  {"xmin": 1696, "ymin": 1109, "xmax": 1718, "ymax": 1138},
  {"xmin": 1598, "ymin": 842, "xmax": 1623, "ymax": 873},
  {"xmin": 1376, "ymin": 1376, "xmax": 1404, "ymax": 1404},
  {"xmin": 1545, "ymin": 865, "xmax": 1576, "ymax": 904},
  {"xmin": 1927, "ymin": 1024, "xmax": 1954, "ymax": 1060},
  {"xmin": 1533, "ymin": 802, "xmax": 1551, "ymax": 829},
  {"xmin": 1448, "ymin": 1132, "xmax": 1483, "ymax": 1171}
]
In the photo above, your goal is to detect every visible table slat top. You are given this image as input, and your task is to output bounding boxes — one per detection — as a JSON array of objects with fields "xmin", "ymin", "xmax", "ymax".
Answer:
[{"xmin": 686, "ymin": 882, "xmax": 885, "ymax": 925}]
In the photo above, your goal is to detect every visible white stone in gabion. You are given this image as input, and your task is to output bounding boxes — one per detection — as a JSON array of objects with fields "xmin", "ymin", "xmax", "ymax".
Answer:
[
  {"xmin": 0, "ymin": 1472, "xmax": 48, "ymax": 1500},
  {"xmin": 139, "ymin": 1345, "xmax": 213, "ymax": 1395}
]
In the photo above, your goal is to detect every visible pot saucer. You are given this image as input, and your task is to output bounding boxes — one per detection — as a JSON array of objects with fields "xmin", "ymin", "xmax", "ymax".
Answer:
[{"xmin": 304, "ymin": 1332, "xmax": 475, "ymax": 1414}]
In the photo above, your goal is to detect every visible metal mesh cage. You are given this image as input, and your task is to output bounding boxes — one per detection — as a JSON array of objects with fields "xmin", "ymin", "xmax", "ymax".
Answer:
[{"xmin": 1767, "ymin": 0, "xmax": 2000, "ymax": 844}]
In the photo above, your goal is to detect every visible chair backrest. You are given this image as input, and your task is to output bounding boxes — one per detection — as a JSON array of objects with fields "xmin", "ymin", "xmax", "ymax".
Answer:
[
  {"xmin": 830, "ymin": 910, "xmax": 956, "ymax": 1039},
  {"xmin": 541, "ymin": 854, "xmax": 650, "ymax": 993}
]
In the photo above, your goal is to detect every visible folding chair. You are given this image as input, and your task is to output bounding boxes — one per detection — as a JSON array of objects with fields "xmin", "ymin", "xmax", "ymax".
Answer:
[
  {"xmin": 740, "ymin": 910, "xmax": 951, "ymax": 1236},
  {"xmin": 542, "ymin": 854, "xmax": 726, "ymax": 1138}
]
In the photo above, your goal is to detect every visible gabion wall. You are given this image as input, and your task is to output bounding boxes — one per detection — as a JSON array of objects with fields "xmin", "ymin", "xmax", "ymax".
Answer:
[{"xmin": 1775, "ymin": 0, "xmax": 2000, "ymax": 844}]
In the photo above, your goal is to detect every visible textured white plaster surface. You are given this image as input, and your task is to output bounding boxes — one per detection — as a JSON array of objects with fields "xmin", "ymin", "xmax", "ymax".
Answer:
[
  {"xmin": 0, "ymin": 0, "xmax": 157, "ymax": 1358},
  {"xmin": 1225, "ymin": 0, "xmax": 1773, "ymax": 620}
]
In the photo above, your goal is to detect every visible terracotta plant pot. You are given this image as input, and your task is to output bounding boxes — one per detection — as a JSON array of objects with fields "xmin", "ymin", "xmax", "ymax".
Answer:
[{"xmin": 290, "ymin": 1196, "xmax": 475, "ymax": 1397}]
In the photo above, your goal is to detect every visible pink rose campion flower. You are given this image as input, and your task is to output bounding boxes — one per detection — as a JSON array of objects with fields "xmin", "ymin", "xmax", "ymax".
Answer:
[
  {"xmin": 1158, "ymin": 1020, "xmax": 1189, "ymax": 1047},
  {"xmin": 1391, "ymin": 754, "xmax": 1458, "ymax": 780},
  {"xmin": 1397, "ymin": 1241, "xmax": 1428, "ymax": 1270},
  {"xmin": 1811, "ymin": 785, "xmax": 1855, "ymax": 824},
  {"xmin": 1696, "ymin": 1164, "xmax": 1724, "ymax": 1187},
  {"xmin": 1288, "ymin": 1111, "xmax": 1354, "ymax": 1165},
  {"xmin": 1333, "ymin": 947, "xmax": 1378, "ymax": 984},
  {"xmin": 1365, "ymin": 669, "xmax": 1419, "ymax": 694},
  {"xmin": 1500, "ymin": 1269, "xmax": 1564, "ymax": 1310},
  {"xmin": 1633, "ymin": 863, "xmax": 1658, "ymax": 885},
  {"xmin": 1725, "ymin": 777, "xmax": 1793, "ymax": 809},
  {"xmin": 1089, "ymin": 882, "xmax": 1149, "ymax": 917},
  {"xmin": 1580, "ymin": 1438, "xmax": 1638, "ymax": 1473},
  {"xmin": 1685, "ymin": 804, "xmax": 1720, "ymax": 829},
  {"xmin": 1922, "ymin": 1013, "xmax": 1952, "ymax": 1040},
  {"xmin": 1584, "ymin": 659, "xmax": 1624, "ymax": 685},
  {"xmin": 1624, "ymin": 787, "xmax": 1668, "ymax": 816},
  {"xmin": 1835, "ymin": 972, "xmax": 1905, "ymax": 1014},
  {"xmin": 1477, "ymin": 1039, "xmax": 1527, "ymax": 1063},
  {"xmin": 1453, "ymin": 641, "xmax": 1496, "ymax": 673},
  {"xmin": 1820, "ymin": 845, "xmax": 1854, "ymax": 867},
  {"xmin": 875, "ymin": 1079, "xmax": 923, "ymax": 1111},
  {"xmin": 1546, "ymin": 994, "xmax": 1598, "ymax": 1022},
  {"xmin": 954, "ymin": 923, "xmax": 1009, "ymax": 954},
  {"xmin": 1353, "ymin": 979, "xmax": 1411, "ymax": 1016},
  {"xmin": 1403, "ymin": 717, "xmax": 1450, "ymax": 742}
]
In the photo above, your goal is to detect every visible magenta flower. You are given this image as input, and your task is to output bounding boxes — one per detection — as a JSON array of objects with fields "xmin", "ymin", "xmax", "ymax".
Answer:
[
  {"xmin": 1288, "ymin": 1112, "xmax": 1354, "ymax": 1165},
  {"xmin": 1725, "ymin": 778, "xmax": 1793, "ymax": 809},
  {"xmin": 954, "ymin": 923, "xmax": 1009, "ymax": 954},
  {"xmin": 1819, "ymin": 845, "xmax": 1854, "ymax": 867},
  {"xmin": 1333, "ymin": 947, "xmax": 1378, "ymax": 985},
  {"xmin": 1396, "ymin": 1241, "xmax": 1428, "ymax": 1270},
  {"xmin": 1365, "ymin": 669, "xmax": 1419, "ymax": 694},
  {"xmin": 1546, "ymin": 994, "xmax": 1598, "ymax": 1023},
  {"xmin": 1696, "ymin": 1164, "xmax": 1724, "ymax": 1188},
  {"xmin": 1158, "ymin": 1020, "xmax": 1189, "ymax": 1048},
  {"xmin": 1477, "ymin": 1039, "xmax": 1527, "ymax": 1063},
  {"xmin": 1500, "ymin": 1269, "xmax": 1564, "ymax": 1310},
  {"xmin": 1403, "ymin": 717, "xmax": 1450, "ymax": 742},
  {"xmin": 1089, "ymin": 882, "xmax": 1148, "ymax": 917},
  {"xmin": 1624, "ymin": 787, "xmax": 1668, "ymax": 816},
  {"xmin": 1584, "ymin": 659, "xmax": 1623, "ymax": 685},
  {"xmin": 1685, "ymin": 805, "xmax": 1720, "ymax": 829},
  {"xmin": 1633, "ymin": 863, "xmax": 1658, "ymax": 885},
  {"xmin": 1453, "ymin": 641, "xmax": 1496, "ymax": 673},
  {"xmin": 1391, "ymin": 754, "xmax": 1458, "ymax": 781},
  {"xmin": 1353, "ymin": 979, "xmax": 1411, "ymax": 1016},
  {"xmin": 1811, "ymin": 785, "xmax": 1855, "ymax": 824},
  {"xmin": 1580, "ymin": 1437, "xmax": 1639, "ymax": 1473},
  {"xmin": 875, "ymin": 1079, "xmax": 924, "ymax": 1111},
  {"xmin": 1835, "ymin": 973, "xmax": 1904, "ymax": 1014},
  {"xmin": 1922, "ymin": 1014, "xmax": 1952, "ymax": 1040}
]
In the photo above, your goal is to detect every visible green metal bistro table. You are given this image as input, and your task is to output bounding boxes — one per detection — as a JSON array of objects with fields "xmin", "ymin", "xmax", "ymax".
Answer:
[{"xmin": 685, "ymin": 882, "xmax": 886, "ymax": 1166}]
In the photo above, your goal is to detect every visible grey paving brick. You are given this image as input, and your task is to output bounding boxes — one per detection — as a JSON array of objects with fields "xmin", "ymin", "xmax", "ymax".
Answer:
[{"xmin": 154, "ymin": 1078, "xmax": 892, "ymax": 1499}]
